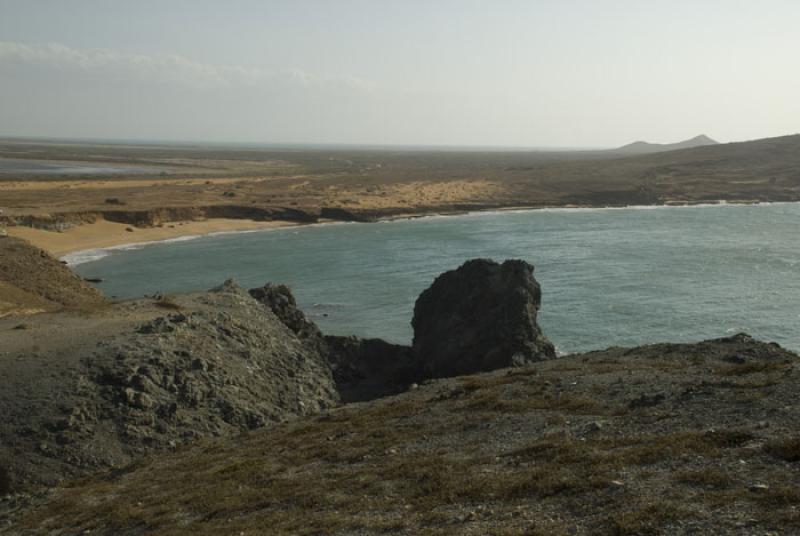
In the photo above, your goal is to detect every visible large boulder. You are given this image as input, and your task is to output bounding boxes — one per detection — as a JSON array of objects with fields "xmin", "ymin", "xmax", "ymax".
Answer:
[{"xmin": 412, "ymin": 259, "xmax": 555, "ymax": 378}]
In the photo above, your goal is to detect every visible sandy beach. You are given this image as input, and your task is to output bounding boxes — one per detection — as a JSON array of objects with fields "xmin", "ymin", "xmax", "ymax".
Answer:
[{"xmin": 7, "ymin": 218, "xmax": 298, "ymax": 259}]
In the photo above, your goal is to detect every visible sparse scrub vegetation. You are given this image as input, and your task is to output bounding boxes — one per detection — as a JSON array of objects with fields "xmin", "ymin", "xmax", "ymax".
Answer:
[
  {"xmin": 714, "ymin": 362, "xmax": 791, "ymax": 376},
  {"xmin": 0, "ymin": 464, "xmax": 11, "ymax": 496},
  {"xmin": 4, "ymin": 334, "xmax": 800, "ymax": 534},
  {"xmin": 764, "ymin": 437, "xmax": 800, "ymax": 462},
  {"xmin": 673, "ymin": 468, "xmax": 733, "ymax": 489},
  {"xmin": 606, "ymin": 502, "xmax": 688, "ymax": 536}
]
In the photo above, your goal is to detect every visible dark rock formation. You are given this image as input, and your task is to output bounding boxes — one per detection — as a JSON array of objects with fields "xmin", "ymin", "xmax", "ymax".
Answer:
[
  {"xmin": 0, "ymin": 258, "xmax": 557, "ymax": 493},
  {"xmin": 319, "ymin": 207, "xmax": 372, "ymax": 222},
  {"xmin": 412, "ymin": 259, "xmax": 555, "ymax": 378},
  {"xmin": 249, "ymin": 282, "xmax": 419, "ymax": 402},
  {"xmin": 325, "ymin": 336, "xmax": 418, "ymax": 402}
]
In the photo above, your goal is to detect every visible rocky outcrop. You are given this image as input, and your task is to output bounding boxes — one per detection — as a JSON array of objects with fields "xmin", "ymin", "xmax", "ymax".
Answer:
[
  {"xmin": 319, "ymin": 207, "xmax": 373, "ymax": 222},
  {"xmin": 248, "ymin": 282, "xmax": 418, "ymax": 402},
  {"xmin": 250, "ymin": 259, "xmax": 558, "ymax": 395},
  {"xmin": 412, "ymin": 259, "xmax": 555, "ymax": 378},
  {"xmin": 0, "ymin": 258, "xmax": 557, "ymax": 493},
  {"xmin": 325, "ymin": 336, "xmax": 418, "ymax": 402},
  {"xmin": 0, "ymin": 281, "xmax": 338, "ymax": 492},
  {"xmin": 249, "ymin": 283, "xmax": 324, "ymax": 342}
]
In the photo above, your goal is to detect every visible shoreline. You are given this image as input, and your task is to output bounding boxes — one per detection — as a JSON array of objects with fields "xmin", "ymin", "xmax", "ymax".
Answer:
[
  {"xmin": 7, "ymin": 218, "xmax": 300, "ymax": 262},
  {"xmin": 8, "ymin": 199, "xmax": 791, "ymax": 266}
]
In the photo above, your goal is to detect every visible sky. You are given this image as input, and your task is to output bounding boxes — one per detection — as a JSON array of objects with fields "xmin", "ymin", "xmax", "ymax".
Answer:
[{"xmin": 1, "ymin": 0, "xmax": 799, "ymax": 148}]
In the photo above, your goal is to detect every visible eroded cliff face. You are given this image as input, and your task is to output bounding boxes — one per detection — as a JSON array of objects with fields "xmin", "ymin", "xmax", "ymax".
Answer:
[{"xmin": 0, "ymin": 205, "xmax": 368, "ymax": 233}]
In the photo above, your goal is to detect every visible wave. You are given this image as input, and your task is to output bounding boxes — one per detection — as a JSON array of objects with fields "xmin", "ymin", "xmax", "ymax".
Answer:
[
  {"xmin": 61, "ymin": 234, "xmax": 205, "ymax": 266},
  {"xmin": 403, "ymin": 200, "xmax": 795, "ymax": 221}
]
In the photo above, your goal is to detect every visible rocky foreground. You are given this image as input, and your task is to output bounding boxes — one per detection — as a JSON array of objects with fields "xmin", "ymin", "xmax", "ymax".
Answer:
[
  {"xmin": 1, "ymin": 255, "xmax": 799, "ymax": 534},
  {"xmin": 0, "ymin": 258, "xmax": 554, "ymax": 493}
]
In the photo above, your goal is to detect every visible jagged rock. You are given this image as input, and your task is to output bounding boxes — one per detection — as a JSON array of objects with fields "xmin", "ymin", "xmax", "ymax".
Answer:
[
  {"xmin": 412, "ymin": 259, "xmax": 555, "ymax": 378},
  {"xmin": 0, "ymin": 281, "xmax": 340, "ymax": 492},
  {"xmin": 249, "ymin": 283, "xmax": 323, "ymax": 342},
  {"xmin": 325, "ymin": 335, "xmax": 419, "ymax": 402}
]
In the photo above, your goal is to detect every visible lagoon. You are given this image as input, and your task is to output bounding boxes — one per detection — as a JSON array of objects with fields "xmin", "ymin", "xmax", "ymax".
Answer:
[{"xmin": 0, "ymin": 159, "xmax": 159, "ymax": 175}]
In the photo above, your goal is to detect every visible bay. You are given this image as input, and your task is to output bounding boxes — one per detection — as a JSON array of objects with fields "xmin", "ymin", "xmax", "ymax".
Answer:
[{"xmin": 72, "ymin": 203, "xmax": 800, "ymax": 354}]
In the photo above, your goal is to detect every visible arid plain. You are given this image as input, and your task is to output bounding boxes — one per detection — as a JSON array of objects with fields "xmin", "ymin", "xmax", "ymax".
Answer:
[{"xmin": 2, "ymin": 134, "xmax": 800, "ymax": 258}]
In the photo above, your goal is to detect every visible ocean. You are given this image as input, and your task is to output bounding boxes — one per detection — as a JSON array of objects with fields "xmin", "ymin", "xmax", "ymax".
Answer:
[{"xmin": 70, "ymin": 203, "xmax": 800, "ymax": 354}]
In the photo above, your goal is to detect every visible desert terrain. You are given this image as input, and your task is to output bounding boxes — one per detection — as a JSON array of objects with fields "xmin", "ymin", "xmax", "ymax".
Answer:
[{"xmin": 2, "ymin": 135, "xmax": 800, "ymax": 261}]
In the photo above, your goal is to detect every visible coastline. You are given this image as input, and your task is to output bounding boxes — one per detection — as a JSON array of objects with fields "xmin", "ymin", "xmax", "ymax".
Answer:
[
  {"xmin": 7, "ymin": 199, "xmax": 787, "ymax": 266},
  {"xmin": 7, "ymin": 218, "xmax": 299, "ymax": 261}
]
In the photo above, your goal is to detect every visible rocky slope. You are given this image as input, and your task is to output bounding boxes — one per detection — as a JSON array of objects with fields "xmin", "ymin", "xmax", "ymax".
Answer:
[
  {"xmin": 0, "ymin": 259, "xmax": 545, "ymax": 493},
  {"xmin": 4, "ymin": 334, "xmax": 800, "ymax": 535},
  {"xmin": 0, "ymin": 281, "xmax": 339, "ymax": 493},
  {"xmin": 0, "ymin": 236, "xmax": 106, "ymax": 316}
]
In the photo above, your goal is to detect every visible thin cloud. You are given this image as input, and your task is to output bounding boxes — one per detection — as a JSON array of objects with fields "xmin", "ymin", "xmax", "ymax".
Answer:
[{"xmin": 0, "ymin": 41, "xmax": 376, "ymax": 92}]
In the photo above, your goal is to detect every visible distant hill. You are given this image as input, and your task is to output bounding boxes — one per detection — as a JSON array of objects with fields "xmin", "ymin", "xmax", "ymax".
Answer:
[{"xmin": 612, "ymin": 134, "xmax": 719, "ymax": 155}]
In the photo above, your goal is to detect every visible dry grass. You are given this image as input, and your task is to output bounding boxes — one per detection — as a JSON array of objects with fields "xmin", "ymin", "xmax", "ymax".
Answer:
[
  {"xmin": 606, "ymin": 502, "xmax": 688, "ymax": 536},
  {"xmin": 714, "ymin": 362, "xmax": 791, "ymax": 376},
  {"xmin": 461, "ymin": 386, "xmax": 614, "ymax": 416},
  {"xmin": 673, "ymin": 468, "xmax": 733, "ymax": 489},
  {"xmin": 6, "ymin": 333, "xmax": 800, "ymax": 535},
  {"xmin": 508, "ymin": 429, "xmax": 755, "ymax": 469},
  {"xmin": 763, "ymin": 437, "xmax": 800, "ymax": 462}
]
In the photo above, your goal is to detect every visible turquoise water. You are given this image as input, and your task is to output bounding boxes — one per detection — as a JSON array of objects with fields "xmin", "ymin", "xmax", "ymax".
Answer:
[{"xmin": 71, "ymin": 204, "xmax": 800, "ymax": 354}]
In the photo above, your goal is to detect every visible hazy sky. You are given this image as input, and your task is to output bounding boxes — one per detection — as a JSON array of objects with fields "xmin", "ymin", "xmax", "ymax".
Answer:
[{"xmin": 1, "ymin": 0, "xmax": 798, "ymax": 147}]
